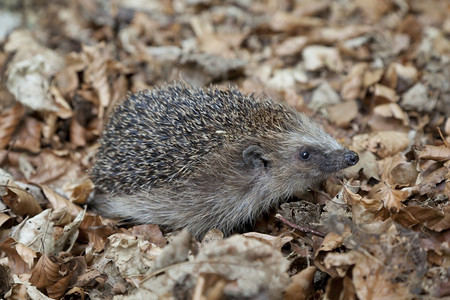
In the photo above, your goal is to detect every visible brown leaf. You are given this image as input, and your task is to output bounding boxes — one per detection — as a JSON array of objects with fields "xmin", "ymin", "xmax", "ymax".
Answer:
[
  {"xmin": 75, "ymin": 269, "xmax": 107, "ymax": 288},
  {"xmin": 415, "ymin": 145, "xmax": 450, "ymax": 162},
  {"xmin": 54, "ymin": 67, "xmax": 79, "ymax": 97},
  {"xmin": 130, "ymin": 224, "xmax": 167, "ymax": 248},
  {"xmin": 341, "ymin": 63, "xmax": 367, "ymax": 101},
  {"xmin": 284, "ymin": 266, "xmax": 316, "ymax": 300},
  {"xmin": 352, "ymin": 131, "xmax": 410, "ymax": 158},
  {"xmin": 47, "ymin": 274, "xmax": 71, "ymax": 299},
  {"xmin": 417, "ymin": 167, "xmax": 448, "ymax": 195},
  {"xmin": 0, "ymin": 103, "xmax": 25, "ymax": 150},
  {"xmin": 41, "ymin": 184, "xmax": 82, "ymax": 217},
  {"xmin": 373, "ymin": 84, "xmax": 399, "ymax": 102},
  {"xmin": 79, "ymin": 215, "xmax": 118, "ymax": 252},
  {"xmin": 16, "ymin": 243, "xmax": 38, "ymax": 269},
  {"xmin": 398, "ymin": 206, "xmax": 448, "ymax": 232},
  {"xmin": 82, "ymin": 43, "xmax": 111, "ymax": 118},
  {"xmin": 269, "ymin": 11, "xmax": 324, "ymax": 32},
  {"xmin": 60, "ymin": 256, "xmax": 87, "ymax": 287},
  {"xmin": 12, "ymin": 117, "xmax": 42, "ymax": 153},
  {"xmin": 0, "ymin": 237, "xmax": 30, "ymax": 275},
  {"xmin": 0, "ymin": 212, "xmax": 13, "ymax": 228},
  {"xmin": 63, "ymin": 179, "xmax": 94, "ymax": 205},
  {"xmin": 368, "ymin": 182, "xmax": 411, "ymax": 211},
  {"xmin": 29, "ymin": 253, "xmax": 60, "ymax": 289},
  {"xmin": 274, "ymin": 36, "xmax": 308, "ymax": 57},
  {"xmin": 343, "ymin": 186, "xmax": 386, "ymax": 223},
  {"xmin": 2, "ymin": 180, "xmax": 42, "ymax": 217},
  {"xmin": 373, "ymin": 103, "xmax": 409, "ymax": 126},
  {"xmin": 28, "ymin": 150, "xmax": 84, "ymax": 187},
  {"xmin": 315, "ymin": 229, "xmax": 351, "ymax": 277},
  {"xmin": 70, "ymin": 118, "xmax": 87, "ymax": 147},
  {"xmin": 326, "ymin": 100, "xmax": 358, "ymax": 127}
]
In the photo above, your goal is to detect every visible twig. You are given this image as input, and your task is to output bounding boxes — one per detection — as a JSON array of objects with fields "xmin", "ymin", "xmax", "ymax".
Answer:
[{"xmin": 275, "ymin": 214, "xmax": 326, "ymax": 238}]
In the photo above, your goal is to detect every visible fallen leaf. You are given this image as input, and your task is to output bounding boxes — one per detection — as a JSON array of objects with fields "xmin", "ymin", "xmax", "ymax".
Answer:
[
  {"xmin": 41, "ymin": 184, "xmax": 82, "ymax": 217},
  {"xmin": 0, "ymin": 103, "xmax": 25, "ymax": 150},
  {"xmin": 302, "ymin": 45, "xmax": 343, "ymax": 71},
  {"xmin": 0, "ymin": 237, "xmax": 30, "ymax": 275},
  {"xmin": 284, "ymin": 266, "xmax": 316, "ymax": 300},
  {"xmin": 415, "ymin": 145, "xmax": 450, "ymax": 162},
  {"xmin": 327, "ymin": 99, "xmax": 358, "ymax": 127},
  {"xmin": 352, "ymin": 131, "xmax": 410, "ymax": 158},
  {"xmin": 2, "ymin": 180, "xmax": 42, "ymax": 217},
  {"xmin": 29, "ymin": 253, "xmax": 60, "ymax": 289}
]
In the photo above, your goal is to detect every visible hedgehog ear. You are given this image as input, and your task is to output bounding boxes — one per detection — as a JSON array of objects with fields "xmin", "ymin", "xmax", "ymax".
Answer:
[{"xmin": 243, "ymin": 145, "xmax": 269, "ymax": 169}]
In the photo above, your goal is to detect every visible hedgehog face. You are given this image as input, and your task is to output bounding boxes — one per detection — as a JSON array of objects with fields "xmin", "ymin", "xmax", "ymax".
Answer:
[{"xmin": 243, "ymin": 131, "xmax": 358, "ymax": 195}]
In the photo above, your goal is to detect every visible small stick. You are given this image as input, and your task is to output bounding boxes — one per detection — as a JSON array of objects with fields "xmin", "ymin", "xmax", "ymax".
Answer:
[{"xmin": 275, "ymin": 214, "xmax": 326, "ymax": 238}]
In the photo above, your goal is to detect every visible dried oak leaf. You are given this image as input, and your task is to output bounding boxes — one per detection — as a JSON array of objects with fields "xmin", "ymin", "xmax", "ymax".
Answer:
[
  {"xmin": 41, "ymin": 184, "xmax": 82, "ymax": 217},
  {"xmin": 46, "ymin": 274, "xmax": 71, "ymax": 299},
  {"xmin": 415, "ymin": 145, "xmax": 450, "ymax": 162},
  {"xmin": 0, "ymin": 237, "xmax": 30, "ymax": 275},
  {"xmin": 394, "ymin": 205, "xmax": 450, "ymax": 232},
  {"xmin": 416, "ymin": 166, "xmax": 448, "ymax": 195},
  {"xmin": 326, "ymin": 100, "xmax": 358, "ymax": 127},
  {"xmin": 352, "ymin": 131, "xmax": 410, "ymax": 158},
  {"xmin": 2, "ymin": 180, "xmax": 42, "ymax": 217},
  {"xmin": 16, "ymin": 243, "xmax": 37, "ymax": 270},
  {"xmin": 79, "ymin": 215, "xmax": 118, "ymax": 252},
  {"xmin": 284, "ymin": 266, "xmax": 316, "ymax": 300},
  {"xmin": 130, "ymin": 224, "xmax": 167, "ymax": 248},
  {"xmin": 373, "ymin": 103, "xmax": 409, "ymax": 126},
  {"xmin": 12, "ymin": 117, "xmax": 42, "ymax": 153},
  {"xmin": 82, "ymin": 43, "xmax": 111, "ymax": 118},
  {"xmin": 341, "ymin": 62, "xmax": 367, "ymax": 101},
  {"xmin": 62, "ymin": 179, "xmax": 94, "ymax": 205},
  {"xmin": 0, "ymin": 103, "xmax": 25, "ymax": 150},
  {"xmin": 367, "ymin": 182, "xmax": 411, "ymax": 212},
  {"xmin": 315, "ymin": 228, "xmax": 351, "ymax": 277},
  {"xmin": 29, "ymin": 253, "xmax": 60, "ymax": 289},
  {"xmin": 28, "ymin": 150, "xmax": 84, "ymax": 188}
]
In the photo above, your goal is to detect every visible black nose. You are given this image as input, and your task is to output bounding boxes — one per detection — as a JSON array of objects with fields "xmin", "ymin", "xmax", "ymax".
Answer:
[{"xmin": 344, "ymin": 151, "xmax": 359, "ymax": 166}]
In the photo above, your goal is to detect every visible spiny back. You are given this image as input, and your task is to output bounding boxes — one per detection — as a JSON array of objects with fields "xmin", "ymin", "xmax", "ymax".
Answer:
[{"xmin": 92, "ymin": 85, "xmax": 300, "ymax": 194}]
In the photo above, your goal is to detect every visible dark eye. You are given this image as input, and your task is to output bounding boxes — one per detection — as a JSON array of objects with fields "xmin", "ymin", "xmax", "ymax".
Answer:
[{"xmin": 299, "ymin": 150, "xmax": 311, "ymax": 160}]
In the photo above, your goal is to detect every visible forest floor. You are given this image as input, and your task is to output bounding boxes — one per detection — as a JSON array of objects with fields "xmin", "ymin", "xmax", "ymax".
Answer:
[{"xmin": 0, "ymin": 0, "xmax": 449, "ymax": 299}]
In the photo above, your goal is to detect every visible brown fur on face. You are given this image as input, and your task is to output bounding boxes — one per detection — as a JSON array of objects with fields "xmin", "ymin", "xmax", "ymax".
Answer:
[{"xmin": 90, "ymin": 84, "xmax": 358, "ymax": 239}]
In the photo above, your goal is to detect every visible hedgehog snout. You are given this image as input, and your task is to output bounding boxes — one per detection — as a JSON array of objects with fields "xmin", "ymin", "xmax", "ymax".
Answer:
[{"xmin": 344, "ymin": 150, "xmax": 359, "ymax": 166}]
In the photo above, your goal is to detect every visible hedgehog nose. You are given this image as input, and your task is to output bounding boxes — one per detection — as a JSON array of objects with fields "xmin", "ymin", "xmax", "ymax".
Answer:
[{"xmin": 344, "ymin": 151, "xmax": 359, "ymax": 166}]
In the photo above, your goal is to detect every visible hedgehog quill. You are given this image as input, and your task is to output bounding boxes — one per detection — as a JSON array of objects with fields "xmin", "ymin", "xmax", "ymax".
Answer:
[{"xmin": 90, "ymin": 84, "xmax": 358, "ymax": 239}]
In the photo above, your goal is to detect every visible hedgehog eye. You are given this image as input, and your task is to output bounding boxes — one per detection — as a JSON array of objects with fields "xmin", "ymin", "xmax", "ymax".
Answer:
[{"xmin": 299, "ymin": 150, "xmax": 311, "ymax": 161}]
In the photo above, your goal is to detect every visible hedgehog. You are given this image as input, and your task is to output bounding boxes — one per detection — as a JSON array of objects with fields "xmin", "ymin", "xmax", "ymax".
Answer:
[{"xmin": 90, "ymin": 84, "xmax": 358, "ymax": 239}]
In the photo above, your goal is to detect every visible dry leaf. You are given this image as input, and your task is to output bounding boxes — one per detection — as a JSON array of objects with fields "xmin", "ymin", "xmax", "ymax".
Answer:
[
  {"xmin": 401, "ymin": 83, "xmax": 436, "ymax": 112},
  {"xmin": 0, "ymin": 237, "xmax": 30, "ymax": 275},
  {"xmin": 29, "ymin": 253, "xmax": 60, "ymax": 289},
  {"xmin": 302, "ymin": 45, "xmax": 343, "ymax": 71},
  {"xmin": 373, "ymin": 84, "xmax": 399, "ymax": 102},
  {"xmin": 2, "ymin": 180, "xmax": 42, "ymax": 217},
  {"xmin": 415, "ymin": 145, "xmax": 450, "ymax": 161},
  {"xmin": 352, "ymin": 131, "xmax": 410, "ymax": 158},
  {"xmin": 270, "ymin": 11, "xmax": 323, "ymax": 32},
  {"xmin": 62, "ymin": 179, "xmax": 95, "ymax": 205},
  {"xmin": 41, "ymin": 184, "xmax": 82, "ymax": 217},
  {"xmin": 0, "ymin": 103, "xmax": 25, "ymax": 150},
  {"xmin": 16, "ymin": 243, "xmax": 37, "ymax": 270},
  {"xmin": 368, "ymin": 182, "xmax": 411, "ymax": 211},
  {"xmin": 284, "ymin": 266, "xmax": 316, "ymax": 300},
  {"xmin": 373, "ymin": 103, "xmax": 409, "ymax": 126},
  {"xmin": 327, "ymin": 100, "xmax": 358, "ymax": 127},
  {"xmin": 5, "ymin": 30, "xmax": 65, "ymax": 112},
  {"xmin": 274, "ymin": 36, "xmax": 308, "ymax": 57},
  {"xmin": 341, "ymin": 63, "xmax": 367, "ymax": 101}
]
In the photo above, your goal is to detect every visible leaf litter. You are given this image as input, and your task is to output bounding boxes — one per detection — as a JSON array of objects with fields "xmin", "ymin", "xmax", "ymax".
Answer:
[{"xmin": 0, "ymin": 0, "xmax": 449, "ymax": 299}]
